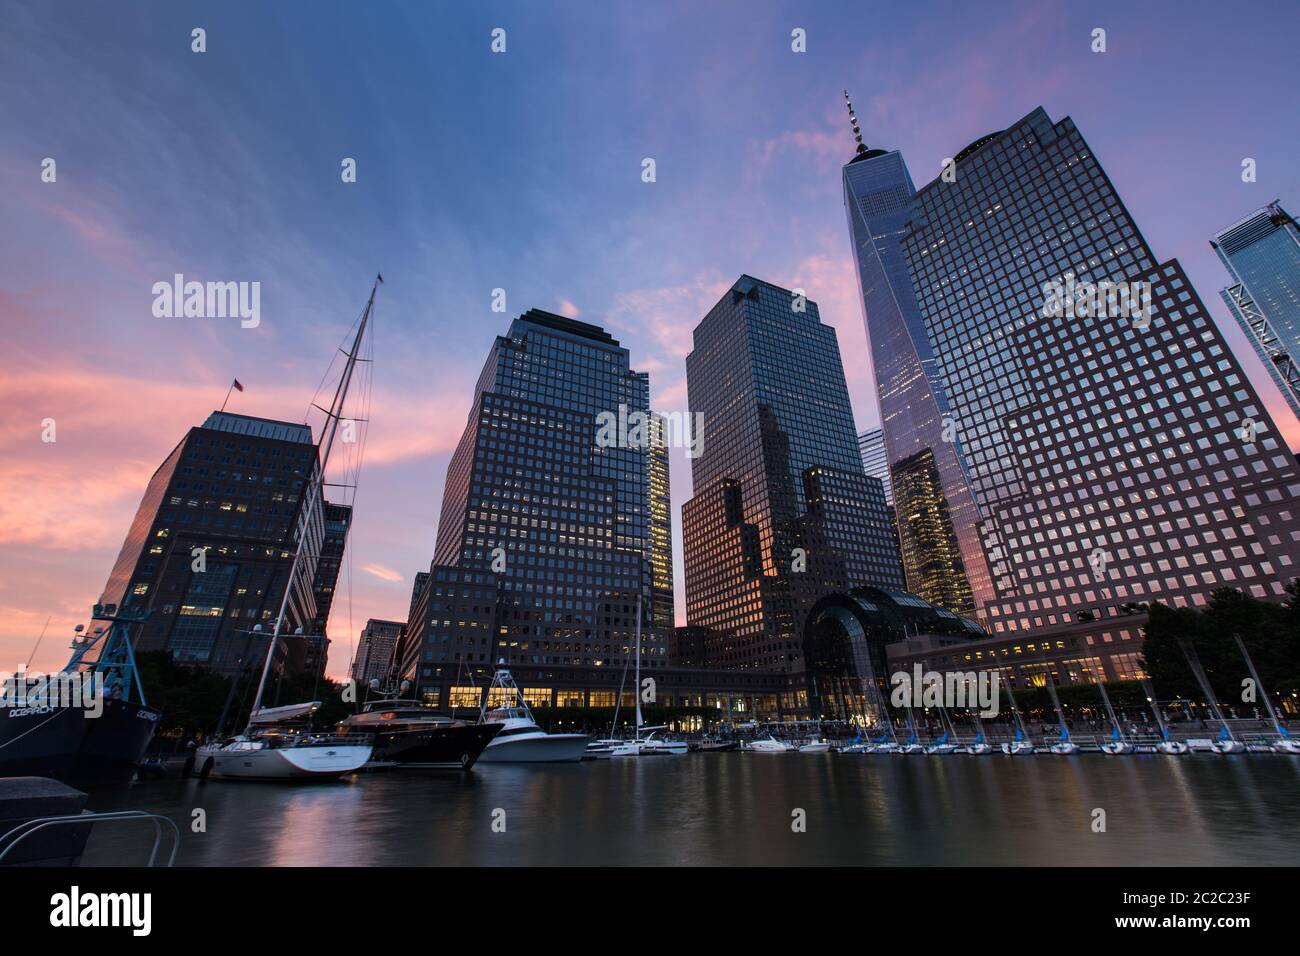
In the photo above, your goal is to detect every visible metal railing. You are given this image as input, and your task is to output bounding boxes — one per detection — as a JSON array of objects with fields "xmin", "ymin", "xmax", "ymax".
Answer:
[{"xmin": 0, "ymin": 810, "xmax": 180, "ymax": 867}]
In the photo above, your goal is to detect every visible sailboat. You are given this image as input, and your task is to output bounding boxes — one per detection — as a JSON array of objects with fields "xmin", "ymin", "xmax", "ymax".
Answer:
[
  {"xmin": 1044, "ymin": 680, "xmax": 1079, "ymax": 754},
  {"xmin": 195, "ymin": 280, "xmax": 381, "ymax": 781},
  {"xmin": 924, "ymin": 707, "xmax": 961, "ymax": 754},
  {"xmin": 964, "ymin": 728, "xmax": 993, "ymax": 756},
  {"xmin": 1000, "ymin": 680, "xmax": 1035, "ymax": 755},
  {"xmin": 1175, "ymin": 634, "xmax": 1245, "ymax": 754},
  {"xmin": 609, "ymin": 594, "xmax": 686, "ymax": 757},
  {"xmin": 1141, "ymin": 679, "xmax": 1188, "ymax": 754},
  {"xmin": 1096, "ymin": 681, "xmax": 1134, "ymax": 755},
  {"xmin": 1230, "ymin": 633, "xmax": 1300, "ymax": 754}
]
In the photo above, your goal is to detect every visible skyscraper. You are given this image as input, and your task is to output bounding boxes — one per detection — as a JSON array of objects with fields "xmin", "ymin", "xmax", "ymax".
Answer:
[
  {"xmin": 400, "ymin": 310, "xmax": 666, "ymax": 697},
  {"xmin": 97, "ymin": 411, "xmax": 336, "ymax": 677},
  {"xmin": 681, "ymin": 275, "xmax": 905, "ymax": 674},
  {"xmin": 857, "ymin": 427, "xmax": 893, "ymax": 505},
  {"xmin": 648, "ymin": 413, "xmax": 675, "ymax": 635},
  {"xmin": 841, "ymin": 91, "xmax": 991, "ymax": 616},
  {"xmin": 352, "ymin": 618, "xmax": 403, "ymax": 685},
  {"xmin": 843, "ymin": 101, "xmax": 1300, "ymax": 636},
  {"xmin": 1211, "ymin": 201, "xmax": 1300, "ymax": 419}
]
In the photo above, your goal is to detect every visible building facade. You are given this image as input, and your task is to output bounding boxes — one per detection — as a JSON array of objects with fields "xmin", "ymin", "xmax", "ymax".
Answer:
[
  {"xmin": 96, "ymin": 412, "xmax": 336, "ymax": 677},
  {"xmin": 352, "ymin": 618, "xmax": 404, "ymax": 685},
  {"xmin": 1211, "ymin": 201, "xmax": 1300, "ymax": 420},
  {"xmin": 841, "ymin": 101, "xmax": 991, "ymax": 617},
  {"xmin": 844, "ymin": 103, "xmax": 1300, "ymax": 643},
  {"xmin": 857, "ymin": 427, "xmax": 893, "ymax": 505},
  {"xmin": 681, "ymin": 275, "xmax": 905, "ymax": 681},
  {"xmin": 399, "ymin": 310, "xmax": 668, "ymax": 697}
]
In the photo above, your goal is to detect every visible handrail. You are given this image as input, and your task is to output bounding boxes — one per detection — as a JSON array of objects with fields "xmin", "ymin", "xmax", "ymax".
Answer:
[{"xmin": 0, "ymin": 811, "xmax": 180, "ymax": 867}]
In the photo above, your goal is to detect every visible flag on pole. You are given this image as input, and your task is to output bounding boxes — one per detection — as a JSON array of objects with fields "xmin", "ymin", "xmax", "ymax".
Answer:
[{"xmin": 232, "ymin": 379, "xmax": 244, "ymax": 392}]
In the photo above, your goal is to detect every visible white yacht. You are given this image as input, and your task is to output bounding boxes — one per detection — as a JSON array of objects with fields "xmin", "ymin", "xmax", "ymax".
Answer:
[
  {"xmin": 477, "ymin": 667, "xmax": 589, "ymax": 763},
  {"xmin": 745, "ymin": 735, "xmax": 795, "ymax": 753},
  {"xmin": 797, "ymin": 739, "xmax": 831, "ymax": 753},
  {"xmin": 195, "ymin": 280, "xmax": 380, "ymax": 784},
  {"xmin": 196, "ymin": 703, "xmax": 372, "ymax": 781}
]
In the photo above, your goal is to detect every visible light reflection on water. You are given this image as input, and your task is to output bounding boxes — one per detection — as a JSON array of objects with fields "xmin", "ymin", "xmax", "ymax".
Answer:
[{"xmin": 81, "ymin": 754, "xmax": 1300, "ymax": 866}]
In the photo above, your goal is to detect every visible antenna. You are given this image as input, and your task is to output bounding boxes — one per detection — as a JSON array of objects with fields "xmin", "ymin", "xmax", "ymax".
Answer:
[{"xmin": 843, "ymin": 89, "xmax": 867, "ymax": 155}]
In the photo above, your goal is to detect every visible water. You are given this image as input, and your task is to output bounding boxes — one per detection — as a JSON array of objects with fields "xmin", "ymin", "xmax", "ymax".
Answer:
[{"xmin": 81, "ymin": 753, "xmax": 1300, "ymax": 866}]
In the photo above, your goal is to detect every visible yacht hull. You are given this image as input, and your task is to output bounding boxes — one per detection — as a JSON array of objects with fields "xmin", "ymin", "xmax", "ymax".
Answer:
[
  {"xmin": 365, "ymin": 724, "xmax": 500, "ymax": 769},
  {"xmin": 478, "ymin": 733, "xmax": 589, "ymax": 763},
  {"xmin": 0, "ymin": 699, "xmax": 160, "ymax": 786},
  {"xmin": 196, "ymin": 743, "xmax": 372, "ymax": 780}
]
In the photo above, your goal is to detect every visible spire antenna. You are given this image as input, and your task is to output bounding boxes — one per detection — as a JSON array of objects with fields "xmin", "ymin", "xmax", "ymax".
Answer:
[{"xmin": 843, "ymin": 89, "xmax": 867, "ymax": 155}]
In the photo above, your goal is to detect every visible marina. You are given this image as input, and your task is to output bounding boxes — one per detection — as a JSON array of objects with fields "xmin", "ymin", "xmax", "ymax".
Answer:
[{"xmin": 75, "ymin": 750, "xmax": 1300, "ymax": 867}]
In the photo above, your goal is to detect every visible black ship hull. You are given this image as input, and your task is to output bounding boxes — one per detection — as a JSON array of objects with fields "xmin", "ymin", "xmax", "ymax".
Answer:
[
  {"xmin": 367, "ymin": 723, "xmax": 500, "ymax": 769},
  {"xmin": 0, "ymin": 699, "xmax": 160, "ymax": 787}
]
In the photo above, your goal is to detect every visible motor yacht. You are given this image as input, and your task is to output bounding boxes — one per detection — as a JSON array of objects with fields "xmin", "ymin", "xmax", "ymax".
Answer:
[
  {"xmin": 476, "ymin": 668, "xmax": 589, "ymax": 763},
  {"xmin": 338, "ymin": 699, "xmax": 500, "ymax": 769}
]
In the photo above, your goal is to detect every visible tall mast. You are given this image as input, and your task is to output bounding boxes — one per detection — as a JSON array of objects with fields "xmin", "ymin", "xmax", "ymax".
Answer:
[{"xmin": 245, "ymin": 277, "xmax": 379, "ymax": 730}]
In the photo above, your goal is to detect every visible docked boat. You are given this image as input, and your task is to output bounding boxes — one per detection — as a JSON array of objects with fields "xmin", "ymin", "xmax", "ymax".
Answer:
[
  {"xmin": 477, "ymin": 667, "xmax": 589, "ymax": 763},
  {"xmin": 745, "ymin": 735, "xmax": 795, "ymax": 753},
  {"xmin": 613, "ymin": 729, "xmax": 688, "ymax": 756},
  {"xmin": 584, "ymin": 738, "xmax": 621, "ymax": 759},
  {"xmin": 1210, "ymin": 726, "xmax": 1247, "ymax": 754},
  {"xmin": 923, "ymin": 731, "xmax": 959, "ymax": 755},
  {"xmin": 339, "ymin": 699, "xmax": 500, "ymax": 769},
  {"xmin": 196, "ymin": 704, "xmax": 372, "ymax": 780},
  {"xmin": 197, "ymin": 280, "xmax": 382, "ymax": 783},
  {"xmin": 1096, "ymin": 681, "xmax": 1134, "ymax": 754},
  {"xmin": 797, "ymin": 739, "xmax": 831, "ymax": 753},
  {"xmin": 0, "ymin": 604, "xmax": 161, "ymax": 786},
  {"xmin": 895, "ymin": 731, "xmax": 925, "ymax": 755},
  {"xmin": 1155, "ymin": 737, "xmax": 1190, "ymax": 755},
  {"xmin": 964, "ymin": 731, "xmax": 993, "ymax": 755},
  {"xmin": 691, "ymin": 738, "xmax": 739, "ymax": 753}
]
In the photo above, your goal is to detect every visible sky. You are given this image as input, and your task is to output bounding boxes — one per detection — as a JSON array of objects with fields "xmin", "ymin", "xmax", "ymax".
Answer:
[{"xmin": 2, "ymin": 0, "xmax": 1299, "ymax": 677}]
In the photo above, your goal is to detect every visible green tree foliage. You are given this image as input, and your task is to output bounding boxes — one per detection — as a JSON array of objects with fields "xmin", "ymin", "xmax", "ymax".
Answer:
[{"xmin": 1141, "ymin": 584, "xmax": 1300, "ymax": 704}]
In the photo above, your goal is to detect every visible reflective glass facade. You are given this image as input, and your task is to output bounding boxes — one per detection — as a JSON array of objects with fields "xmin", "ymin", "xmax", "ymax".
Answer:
[
  {"xmin": 857, "ymin": 427, "xmax": 893, "ymax": 505},
  {"xmin": 848, "ymin": 106, "xmax": 1300, "ymax": 636},
  {"xmin": 96, "ymin": 412, "xmax": 329, "ymax": 676},
  {"xmin": 682, "ymin": 276, "xmax": 905, "ymax": 673},
  {"xmin": 843, "ymin": 147, "xmax": 990, "ymax": 615},
  {"xmin": 403, "ymin": 310, "xmax": 667, "ymax": 691},
  {"xmin": 1212, "ymin": 201, "xmax": 1300, "ymax": 418}
]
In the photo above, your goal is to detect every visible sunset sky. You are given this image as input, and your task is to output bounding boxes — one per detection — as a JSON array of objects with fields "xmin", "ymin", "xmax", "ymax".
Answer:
[{"xmin": 3, "ymin": 0, "xmax": 1299, "ymax": 676}]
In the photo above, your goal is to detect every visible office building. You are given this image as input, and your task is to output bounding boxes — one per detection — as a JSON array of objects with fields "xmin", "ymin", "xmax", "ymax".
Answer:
[
  {"xmin": 96, "ymin": 411, "xmax": 336, "ymax": 677},
  {"xmin": 681, "ymin": 275, "xmax": 905, "ymax": 676},
  {"xmin": 1211, "ymin": 201, "xmax": 1300, "ymax": 419}
]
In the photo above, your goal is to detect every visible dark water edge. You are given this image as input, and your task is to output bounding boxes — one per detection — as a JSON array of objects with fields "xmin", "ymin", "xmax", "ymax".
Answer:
[{"xmin": 78, "ymin": 753, "xmax": 1300, "ymax": 866}]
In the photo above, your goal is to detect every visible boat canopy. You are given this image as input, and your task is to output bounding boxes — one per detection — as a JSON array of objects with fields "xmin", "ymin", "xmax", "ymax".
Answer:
[{"xmin": 248, "ymin": 701, "xmax": 321, "ymax": 725}]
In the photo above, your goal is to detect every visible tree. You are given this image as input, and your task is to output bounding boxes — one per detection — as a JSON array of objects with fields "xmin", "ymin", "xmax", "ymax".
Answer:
[{"xmin": 1140, "ymin": 585, "xmax": 1300, "ymax": 705}]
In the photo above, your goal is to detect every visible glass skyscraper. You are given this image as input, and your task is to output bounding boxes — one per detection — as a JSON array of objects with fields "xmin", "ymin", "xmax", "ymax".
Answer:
[
  {"xmin": 1211, "ymin": 201, "xmax": 1300, "ymax": 419},
  {"xmin": 682, "ymin": 276, "xmax": 905, "ymax": 676},
  {"xmin": 857, "ymin": 427, "xmax": 893, "ymax": 505},
  {"xmin": 401, "ymin": 310, "xmax": 668, "ymax": 696},
  {"xmin": 842, "ymin": 109, "xmax": 990, "ymax": 616},
  {"xmin": 844, "ymin": 103, "xmax": 1300, "ymax": 636},
  {"xmin": 97, "ymin": 411, "xmax": 334, "ymax": 677}
]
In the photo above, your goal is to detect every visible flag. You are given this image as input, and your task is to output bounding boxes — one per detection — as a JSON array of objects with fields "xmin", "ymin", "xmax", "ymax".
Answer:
[{"xmin": 232, "ymin": 379, "xmax": 244, "ymax": 392}]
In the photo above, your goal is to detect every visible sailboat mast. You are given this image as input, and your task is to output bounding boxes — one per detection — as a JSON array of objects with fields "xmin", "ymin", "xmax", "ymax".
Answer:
[
  {"xmin": 246, "ymin": 279, "xmax": 378, "ymax": 727},
  {"xmin": 1232, "ymin": 632, "xmax": 1284, "ymax": 735}
]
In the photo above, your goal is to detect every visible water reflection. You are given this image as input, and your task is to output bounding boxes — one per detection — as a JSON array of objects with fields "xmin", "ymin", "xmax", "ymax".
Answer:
[{"xmin": 81, "ymin": 755, "xmax": 1300, "ymax": 866}]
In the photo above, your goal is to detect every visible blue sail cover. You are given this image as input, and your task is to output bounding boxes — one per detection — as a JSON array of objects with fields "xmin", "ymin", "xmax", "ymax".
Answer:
[{"xmin": 1218, "ymin": 724, "xmax": 1231, "ymax": 741}]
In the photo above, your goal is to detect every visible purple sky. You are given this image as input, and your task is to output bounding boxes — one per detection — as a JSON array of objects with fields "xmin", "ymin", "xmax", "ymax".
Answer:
[{"xmin": 2, "ymin": 0, "xmax": 1298, "ymax": 675}]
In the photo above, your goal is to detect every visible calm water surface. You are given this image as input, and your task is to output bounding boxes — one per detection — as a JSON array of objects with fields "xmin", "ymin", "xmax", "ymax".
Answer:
[{"xmin": 81, "ymin": 753, "xmax": 1300, "ymax": 866}]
